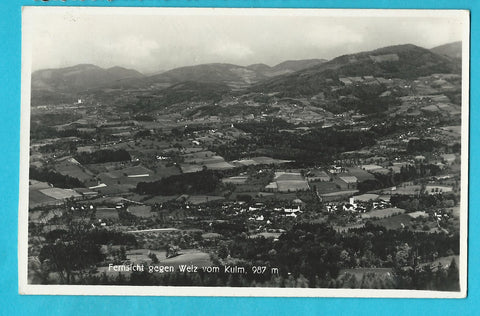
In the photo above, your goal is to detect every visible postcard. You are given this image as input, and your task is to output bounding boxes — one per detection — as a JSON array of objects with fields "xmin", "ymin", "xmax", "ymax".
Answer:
[{"xmin": 19, "ymin": 7, "xmax": 469, "ymax": 297}]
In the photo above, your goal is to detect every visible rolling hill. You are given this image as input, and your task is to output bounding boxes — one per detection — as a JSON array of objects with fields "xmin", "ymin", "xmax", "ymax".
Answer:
[
  {"xmin": 250, "ymin": 44, "xmax": 460, "ymax": 97},
  {"xmin": 32, "ymin": 59, "xmax": 328, "ymax": 95},
  {"xmin": 131, "ymin": 81, "xmax": 231, "ymax": 112},
  {"xmin": 31, "ymin": 64, "xmax": 145, "ymax": 93},
  {"xmin": 431, "ymin": 41, "xmax": 462, "ymax": 59},
  {"xmin": 246, "ymin": 59, "xmax": 327, "ymax": 77},
  {"xmin": 144, "ymin": 63, "xmax": 264, "ymax": 89}
]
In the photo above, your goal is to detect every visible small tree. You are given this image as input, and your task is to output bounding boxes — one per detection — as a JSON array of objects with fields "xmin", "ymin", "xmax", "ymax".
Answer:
[{"xmin": 148, "ymin": 252, "xmax": 159, "ymax": 264}]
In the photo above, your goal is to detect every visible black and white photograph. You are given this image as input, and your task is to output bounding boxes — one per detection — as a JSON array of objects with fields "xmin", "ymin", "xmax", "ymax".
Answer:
[{"xmin": 19, "ymin": 7, "xmax": 469, "ymax": 297}]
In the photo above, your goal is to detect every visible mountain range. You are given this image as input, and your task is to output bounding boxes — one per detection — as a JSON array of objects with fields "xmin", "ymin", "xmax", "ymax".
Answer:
[
  {"xmin": 31, "ymin": 58, "xmax": 327, "ymax": 93},
  {"xmin": 31, "ymin": 42, "xmax": 462, "ymax": 108}
]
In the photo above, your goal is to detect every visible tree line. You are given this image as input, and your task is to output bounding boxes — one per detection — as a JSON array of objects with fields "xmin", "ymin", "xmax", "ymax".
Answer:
[
  {"xmin": 75, "ymin": 149, "xmax": 131, "ymax": 164},
  {"xmin": 30, "ymin": 167, "xmax": 84, "ymax": 188},
  {"xmin": 136, "ymin": 169, "xmax": 220, "ymax": 195}
]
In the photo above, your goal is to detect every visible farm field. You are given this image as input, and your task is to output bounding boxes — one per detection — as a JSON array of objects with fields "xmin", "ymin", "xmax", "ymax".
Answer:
[
  {"xmin": 232, "ymin": 156, "xmax": 291, "ymax": 166},
  {"xmin": 29, "ymin": 180, "xmax": 51, "ymax": 190},
  {"xmin": 143, "ymin": 195, "xmax": 178, "ymax": 204},
  {"xmin": 160, "ymin": 249, "xmax": 212, "ymax": 267},
  {"xmin": 451, "ymin": 206, "xmax": 460, "ymax": 218},
  {"xmin": 250, "ymin": 232, "xmax": 282, "ymax": 239},
  {"xmin": 274, "ymin": 172, "xmax": 309, "ymax": 192},
  {"xmin": 277, "ymin": 180, "xmax": 309, "ymax": 192},
  {"xmin": 353, "ymin": 193, "xmax": 379, "ymax": 202},
  {"xmin": 408, "ymin": 211, "xmax": 428, "ymax": 218},
  {"xmin": 361, "ymin": 207, "xmax": 406, "ymax": 219},
  {"xmin": 151, "ymin": 163, "xmax": 182, "ymax": 178},
  {"xmin": 29, "ymin": 209, "xmax": 63, "ymax": 223},
  {"xmin": 203, "ymin": 161, "xmax": 236, "ymax": 170},
  {"xmin": 127, "ymin": 228, "xmax": 180, "ymax": 233},
  {"xmin": 180, "ymin": 164, "xmax": 204, "ymax": 173},
  {"xmin": 96, "ymin": 208, "xmax": 120, "ymax": 220},
  {"xmin": 181, "ymin": 151, "xmax": 236, "ymax": 171},
  {"xmin": 222, "ymin": 176, "xmax": 248, "ymax": 184},
  {"xmin": 311, "ymin": 181, "xmax": 341, "ymax": 194},
  {"xmin": 186, "ymin": 195, "xmax": 225, "ymax": 205},
  {"xmin": 128, "ymin": 205, "xmax": 153, "ymax": 217},
  {"xmin": 337, "ymin": 267, "xmax": 393, "ymax": 283},
  {"xmin": 183, "ymin": 150, "xmax": 216, "ymax": 161},
  {"xmin": 372, "ymin": 213, "xmax": 415, "ymax": 230},
  {"xmin": 382, "ymin": 185, "xmax": 421, "ymax": 195},
  {"xmin": 420, "ymin": 255, "xmax": 459, "ymax": 270},
  {"xmin": 29, "ymin": 189, "xmax": 58, "ymax": 207},
  {"xmin": 320, "ymin": 190, "xmax": 358, "ymax": 198},
  {"xmin": 39, "ymin": 187, "xmax": 81, "ymax": 200},
  {"xmin": 54, "ymin": 161, "xmax": 93, "ymax": 182},
  {"xmin": 127, "ymin": 248, "xmax": 168, "ymax": 264},
  {"xmin": 345, "ymin": 167, "xmax": 376, "ymax": 181},
  {"xmin": 333, "ymin": 222, "xmax": 365, "ymax": 232}
]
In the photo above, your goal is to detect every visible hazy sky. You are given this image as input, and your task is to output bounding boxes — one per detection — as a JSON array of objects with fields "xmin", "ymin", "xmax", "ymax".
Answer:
[{"xmin": 24, "ymin": 8, "xmax": 467, "ymax": 74}]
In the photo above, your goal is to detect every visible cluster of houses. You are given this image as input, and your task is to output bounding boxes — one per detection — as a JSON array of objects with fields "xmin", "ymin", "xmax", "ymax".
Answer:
[{"xmin": 325, "ymin": 195, "xmax": 392, "ymax": 213}]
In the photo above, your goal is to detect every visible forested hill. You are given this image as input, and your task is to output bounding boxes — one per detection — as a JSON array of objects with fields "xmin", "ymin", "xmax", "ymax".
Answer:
[{"xmin": 250, "ymin": 44, "xmax": 460, "ymax": 97}]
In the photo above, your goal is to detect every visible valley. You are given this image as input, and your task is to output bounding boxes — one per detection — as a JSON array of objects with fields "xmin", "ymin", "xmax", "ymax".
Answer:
[{"xmin": 27, "ymin": 42, "xmax": 463, "ymax": 290}]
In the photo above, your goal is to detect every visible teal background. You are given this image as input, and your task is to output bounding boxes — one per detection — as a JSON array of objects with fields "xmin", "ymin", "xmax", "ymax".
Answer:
[{"xmin": 0, "ymin": 0, "xmax": 476, "ymax": 315}]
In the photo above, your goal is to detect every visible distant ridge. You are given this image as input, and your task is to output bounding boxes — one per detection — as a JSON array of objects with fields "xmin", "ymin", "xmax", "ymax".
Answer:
[
  {"xmin": 431, "ymin": 41, "xmax": 462, "ymax": 59},
  {"xmin": 31, "ymin": 43, "xmax": 459, "ymax": 100},
  {"xmin": 251, "ymin": 43, "xmax": 460, "ymax": 97},
  {"xmin": 32, "ymin": 64, "xmax": 144, "ymax": 93},
  {"xmin": 32, "ymin": 59, "xmax": 328, "ymax": 93}
]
